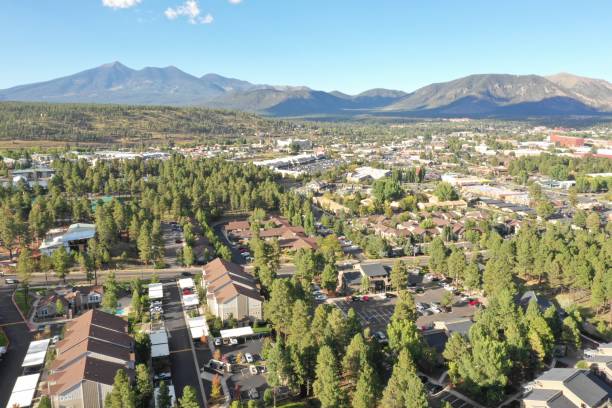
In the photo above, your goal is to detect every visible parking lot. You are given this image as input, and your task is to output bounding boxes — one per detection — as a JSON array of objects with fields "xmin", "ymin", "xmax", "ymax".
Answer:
[
  {"xmin": 429, "ymin": 390, "xmax": 478, "ymax": 408},
  {"xmin": 215, "ymin": 335, "xmax": 269, "ymax": 401},
  {"xmin": 332, "ymin": 286, "xmax": 478, "ymax": 334}
]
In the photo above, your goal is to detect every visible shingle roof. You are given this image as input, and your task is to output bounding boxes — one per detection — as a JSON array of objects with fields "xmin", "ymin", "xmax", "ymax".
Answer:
[
  {"xmin": 49, "ymin": 356, "xmax": 128, "ymax": 395},
  {"xmin": 564, "ymin": 370, "xmax": 608, "ymax": 407},
  {"xmin": 359, "ymin": 263, "xmax": 388, "ymax": 278}
]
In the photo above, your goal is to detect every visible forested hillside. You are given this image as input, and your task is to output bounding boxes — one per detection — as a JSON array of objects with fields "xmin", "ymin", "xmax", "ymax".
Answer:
[{"xmin": 0, "ymin": 102, "xmax": 302, "ymax": 146}]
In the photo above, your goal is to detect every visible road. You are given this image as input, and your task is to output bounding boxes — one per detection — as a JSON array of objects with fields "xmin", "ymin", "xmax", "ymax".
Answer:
[
  {"xmin": 0, "ymin": 287, "xmax": 33, "ymax": 408},
  {"xmin": 164, "ymin": 282, "xmax": 207, "ymax": 407},
  {"xmin": 0, "ymin": 267, "xmax": 202, "ymax": 288}
]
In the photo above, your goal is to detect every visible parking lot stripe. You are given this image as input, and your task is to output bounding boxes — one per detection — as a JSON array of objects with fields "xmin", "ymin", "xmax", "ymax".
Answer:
[{"xmin": 170, "ymin": 348, "xmax": 192, "ymax": 354}]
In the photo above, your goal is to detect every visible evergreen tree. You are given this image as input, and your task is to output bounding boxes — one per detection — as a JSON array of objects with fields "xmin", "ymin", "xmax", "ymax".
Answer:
[
  {"xmin": 157, "ymin": 381, "xmax": 172, "ymax": 408},
  {"xmin": 313, "ymin": 345, "xmax": 345, "ymax": 408},
  {"xmin": 102, "ymin": 271, "xmax": 119, "ymax": 311},
  {"xmin": 16, "ymin": 246, "xmax": 33, "ymax": 300},
  {"xmin": 321, "ymin": 262, "xmax": 338, "ymax": 293},
  {"xmin": 52, "ymin": 245, "xmax": 71, "ymax": 281},
  {"xmin": 107, "ymin": 369, "xmax": 136, "ymax": 408},
  {"xmin": 179, "ymin": 386, "xmax": 199, "ymax": 408},
  {"xmin": 183, "ymin": 244, "xmax": 194, "ymax": 267},
  {"xmin": 351, "ymin": 362, "xmax": 377, "ymax": 408},
  {"xmin": 381, "ymin": 349, "xmax": 428, "ymax": 408},
  {"xmin": 135, "ymin": 364, "xmax": 153, "ymax": 408},
  {"xmin": 137, "ymin": 221, "xmax": 153, "ymax": 265},
  {"xmin": 390, "ymin": 260, "xmax": 408, "ymax": 291}
]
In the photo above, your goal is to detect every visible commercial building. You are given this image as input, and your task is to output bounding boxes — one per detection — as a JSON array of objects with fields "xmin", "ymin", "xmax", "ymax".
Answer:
[
  {"xmin": 39, "ymin": 223, "xmax": 96, "ymax": 256},
  {"xmin": 346, "ymin": 167, "xmax": 391, "ymax": 183},
  {"xmin": 202, "ymin": 258, "xmax": 263, "ymax": 322}
]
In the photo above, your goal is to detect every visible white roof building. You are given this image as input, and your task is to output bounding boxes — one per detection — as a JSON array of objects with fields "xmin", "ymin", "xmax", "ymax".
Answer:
[
  {"xmin": 6, "ymin": 374, "xmax": 40, "ymax": 408},
  {"xmin": 148, "ymin": 283, "xmax": 164, "ymax": 300},
  {"xmin": 39, "ymin": 223, "xmax": 96, "ymax": 256},
  {"xmin": 346, "ymin": 167, "xmax": 391, "ymax": 183}
]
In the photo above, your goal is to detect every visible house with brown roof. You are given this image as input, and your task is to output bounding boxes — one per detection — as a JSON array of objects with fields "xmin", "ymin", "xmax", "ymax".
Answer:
[
  {"xmin": 202, "ymin": 258, "xmax": 263, "ymax": 322},
  {"xmin": 47, "ymin": 310, "xmax": 134, "ymax": 408},
  {"xmin": 35, "ymin": 294, "xmax": 69, "ymax": 319}
]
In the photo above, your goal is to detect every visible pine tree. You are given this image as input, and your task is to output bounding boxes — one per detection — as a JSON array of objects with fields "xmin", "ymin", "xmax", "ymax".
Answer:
[
  {"xmin": 107, "ymin": 369, "xmax": 136, "ymax": 408},
  {"xmin": 137, "ymin": 221, "xmax": 152, "ymax": 265},
  {"xmin": 16, "ymin": 246, "xmax": 33, "ymax": 300},
  {"xmin": 390, "ymin": 260, "xmax": 408, "ymax": 291},
  {"xmin": 183, "ymin": 244, "xmax": 194, "ymax": 267},
  {"xmin": 313, "ymin": 345, "xmax": 345, "ymax": 408},
  {"xmin": 351, "ymin": 362, "xmax": 377, "ymax": 408},
  {"xmin": 102, "ymin": 271, "xmax": 119, "ymax": 311},
  {"xmin": 135, "ymin": 364, "xmax": 153, "ymax": 408},
  {"xmin": 179, "ymin": 386, "xmax": 199, "ymax": 408},
  {"xmin": 157, "ymin": 381, "xmax": 172, "ymax": 408},
  {"xmin": 321, "ymin": 262, "xmax": 338, "ymax": 293},
  {"xmin": 381, "ymin": 349, "xmax": 428, "ymax": 408},
  {"xmin": 52, "ymin": 245, "xmax": 71, "ymax": 281}
]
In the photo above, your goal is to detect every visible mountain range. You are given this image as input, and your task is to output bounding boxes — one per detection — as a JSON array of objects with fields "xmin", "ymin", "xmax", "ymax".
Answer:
[{"xmin": 2, "ymin": 62, "xmax": 612, "ymax": 118}]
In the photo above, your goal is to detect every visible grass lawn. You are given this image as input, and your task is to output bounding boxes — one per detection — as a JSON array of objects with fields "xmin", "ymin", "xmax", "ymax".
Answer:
[
  {"xmin": 0, "ymin": 329, "xmax": 8, "ymax": 347},
  {"xmin": 253, "ymin": 325, "xmax": 272, "ymax": 335},
  {"xmin": 14, "ymin": 289, "xmax": 34, "ymax": 317}
]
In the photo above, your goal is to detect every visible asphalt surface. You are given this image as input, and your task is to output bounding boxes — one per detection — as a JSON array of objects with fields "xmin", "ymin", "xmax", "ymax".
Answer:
[
  {"xmin": 164, "ymin": 283, "xmax": 206, "ymax": 407},
  {"xmin": 0, "ymin": 286, "xmax": 33, "ymax": 408}
]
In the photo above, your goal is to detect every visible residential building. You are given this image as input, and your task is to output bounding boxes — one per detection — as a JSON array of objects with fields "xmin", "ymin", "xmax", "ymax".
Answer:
[
  {"xmin": 522, "ymin": 368, "xmax": 610, "ymax": 408},
  {"xmin": 202, "ymin": 258, "xmax": 263, "ymax": 322},
  {"xmin": 585, "ymin": 342, "xmax": 612, "ymax": 382},
  {"xmin": 47, "ymin": 310, "xmax": 134, "ymax": 408}
]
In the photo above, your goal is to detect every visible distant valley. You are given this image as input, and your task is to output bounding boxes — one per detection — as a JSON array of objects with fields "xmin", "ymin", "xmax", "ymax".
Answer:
[{"xmin": 1, "ymin": 62, "xmax": 612, "ymax": 118}]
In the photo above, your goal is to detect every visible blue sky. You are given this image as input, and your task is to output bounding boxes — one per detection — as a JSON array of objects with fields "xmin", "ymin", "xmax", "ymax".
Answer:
[{"xmin": 1, "ymin": 0, "xmax": 612, "ymax": 94}]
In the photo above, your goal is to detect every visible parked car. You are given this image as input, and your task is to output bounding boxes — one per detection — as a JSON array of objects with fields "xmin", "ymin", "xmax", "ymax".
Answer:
[
  {"xmin": 361, "ymin": 295, "xmax": 370, "ymax": 301},
  {"xmin": 385, "ymin": 292, "xmax": 396, "ymax": 298},
  {"xmin": 214, "ymin": 337, "xmax": 223, "ymax": 346},
  {"xmin": 229, "ymin": 338, "xmax": 238, "ymax": 346},
  {"xmin": 249, "ymin": 365, "xmax": 258, "ymax": 375},
  {"xmin": 51, "ymin": 335, "xmax": 61, "ymax": 344},
  {"xmin": 182, "ymin": 288, "xmax": 193, "ymax": 295},
  {"xmin": 181, "ymin": 272, "xmax": 192, "ymax": 277},
  {"xmin": 5, "ymin": 278, "xmax": 18, "ymax": 284},
  {"xmin": 468, "ymin": 299, "xmax": 480, "ymax": 307},
  {"xmin": 245, "ymin": 353, "xmax": 254, "ymax": 363},
  {"xmin": 315, "ymin": 294, "xmax": 327, "ymax": 301},
  {"xmin": 248, "ymin": 388, "xmax": 259, "ymax": 400},
  {"xmin": 430, "ymin": 303, "xmax": 442, "ymax": 313},
  {"xmin": 374, "ymin": 331, "xmax": 388, "ymax": 344}
]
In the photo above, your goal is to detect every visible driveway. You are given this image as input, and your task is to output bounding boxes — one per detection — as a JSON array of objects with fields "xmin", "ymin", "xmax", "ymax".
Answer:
[
  {"xmin": 164, "ymin": 283, "xmax": 206, "ymax": 407},
  {"xmin": 0, "ymin": 286, "xmax": 33, "ymax": 408},
  {"xmin": 162, "ymin": 222, "xmax": 184, "ymax": 267}
]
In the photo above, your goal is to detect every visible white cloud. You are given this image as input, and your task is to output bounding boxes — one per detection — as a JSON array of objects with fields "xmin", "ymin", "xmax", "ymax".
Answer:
[
  {"xmin": 164, "ymin": 0, "xmax": 213, "ymax": 24},
  {"xmin": 228, "ymin": 0, "xmax": 243, "ymax": 4},
  {"xmin": 102, "ymin": 0, "xmax": 141, "ymax": 9}
]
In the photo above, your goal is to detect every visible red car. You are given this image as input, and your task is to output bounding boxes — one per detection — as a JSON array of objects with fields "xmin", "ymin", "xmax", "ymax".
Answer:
[
  {"xmin": 183, "ymin": 288, "xmax": 193, "ymax": 295},
  {"xmin": 468, "ymin": 299, "xmax": 480, "ymax": 307},
  {"xmin": 361, "ymin": 295, "xmax": 370, "ymax": 301}
]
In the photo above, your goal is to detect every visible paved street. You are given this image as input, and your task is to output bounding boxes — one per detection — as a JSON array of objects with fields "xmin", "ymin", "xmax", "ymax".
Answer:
[
  {"xmin": 164, "ymin": 283, "xmax": 207, "ymax": 407},
  {"xmin": 0, "ymin": 287, "xmax": 33, "ymax": 408}
]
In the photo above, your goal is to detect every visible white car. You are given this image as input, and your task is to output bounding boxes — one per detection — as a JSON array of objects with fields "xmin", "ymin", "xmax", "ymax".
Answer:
[
  {"xmin": 51, "ymin": 335, "xmax": 61, "ymax": 344},
  {"xmin": 214, "ymin": 337, "xmax": 222, "ymax": 346},
  {"xmin": 444, "ymin": 285, "xmax": 456, "ymax": 292},
  {"xmin": 430, "ymin": 304, "xmax": 442, "ymax": 313},
  {"xmin": 245, "ymin": 352, "xmax": 254, "ymax": 363},
  {"xmin": 229, "ymin": 338, "xmax": 238, "ymax": 346},
  {"xmin": 249, "ymin": 365, "xmax": 258, "ymax": 375}
]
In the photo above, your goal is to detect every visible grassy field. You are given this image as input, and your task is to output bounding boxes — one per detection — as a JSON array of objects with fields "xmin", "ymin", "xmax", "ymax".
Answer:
[{"xmin": 14, "ymin": 289, "xmax": 34, "ymax": 317}]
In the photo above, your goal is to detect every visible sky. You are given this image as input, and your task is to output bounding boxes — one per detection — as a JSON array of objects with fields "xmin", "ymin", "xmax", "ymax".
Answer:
[{"xmin": 1, "ymin": 0, "xmax": 612, "ymax": 94}]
